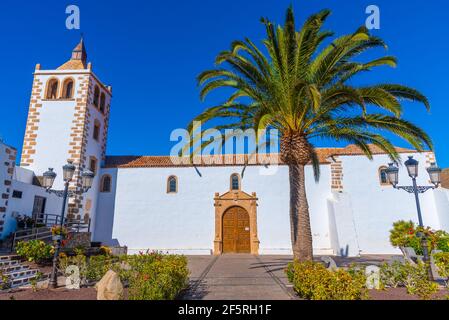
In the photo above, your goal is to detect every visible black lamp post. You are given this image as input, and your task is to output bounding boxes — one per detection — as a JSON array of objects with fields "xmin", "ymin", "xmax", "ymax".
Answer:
[
  {"xmin": 385, "ymin": 156, "xmax": 442, "ymax": 279},
  {"xmin": 42, "ymin": 161, "xmax": 94, "ymax": 289}
]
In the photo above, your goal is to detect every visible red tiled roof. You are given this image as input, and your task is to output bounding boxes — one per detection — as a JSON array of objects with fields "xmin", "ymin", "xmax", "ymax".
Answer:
[{"xmin": 104, "ymin": 144, "xmax": 417, "ymax": 169}]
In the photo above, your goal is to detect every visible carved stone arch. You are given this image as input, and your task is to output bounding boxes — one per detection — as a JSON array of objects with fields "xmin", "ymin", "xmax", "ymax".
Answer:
[{"xmin": 213, "ymin": 190, "xmax": 259, "ymax": 255}]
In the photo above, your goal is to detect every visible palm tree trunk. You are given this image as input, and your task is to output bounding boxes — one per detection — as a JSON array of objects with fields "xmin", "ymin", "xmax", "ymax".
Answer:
[{"xmin": 288, "ymin": 163, "xmax": 313, "ymax": 261}]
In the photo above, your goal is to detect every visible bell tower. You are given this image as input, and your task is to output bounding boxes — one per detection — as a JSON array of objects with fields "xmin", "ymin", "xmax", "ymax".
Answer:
[{"xmin": 21, "ymin": 38, "xmax": 112, "ymax": 223}]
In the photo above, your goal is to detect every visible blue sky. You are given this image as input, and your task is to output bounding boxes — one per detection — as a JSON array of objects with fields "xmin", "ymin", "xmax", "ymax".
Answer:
[{"xmin": 0, "ymin": 0, "xmax": 448, "ymax": 167}]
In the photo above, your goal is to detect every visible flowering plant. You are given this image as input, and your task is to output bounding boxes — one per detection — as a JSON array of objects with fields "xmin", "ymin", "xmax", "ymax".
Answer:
[
  {"xmin": 51, "ymin": 225, "xmax": 69, "ymax": 237},
  {"xmin": 390, "ymin": 220, "xmax": 449, "ymax": 255}
]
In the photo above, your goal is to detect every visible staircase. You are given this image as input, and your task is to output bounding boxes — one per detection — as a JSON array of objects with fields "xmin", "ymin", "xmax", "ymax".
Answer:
[{"xmin": 0, "ymin": 255, "xmax": 42, "ymax": 290}]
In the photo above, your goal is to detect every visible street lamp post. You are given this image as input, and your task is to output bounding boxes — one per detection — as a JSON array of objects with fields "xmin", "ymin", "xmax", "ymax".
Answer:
[
  {"xmin": 42, "ymin": 161, "xmax": 95, "ymax": 289},
  {"xmin": 385, "ymin": 156, "xmax": 442, "ymax": 280}
]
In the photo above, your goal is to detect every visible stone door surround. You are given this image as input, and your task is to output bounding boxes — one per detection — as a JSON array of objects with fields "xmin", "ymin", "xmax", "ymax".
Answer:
[{"xmin": 214, "ymin": 190, "xmax": 259, "ymax": 255}]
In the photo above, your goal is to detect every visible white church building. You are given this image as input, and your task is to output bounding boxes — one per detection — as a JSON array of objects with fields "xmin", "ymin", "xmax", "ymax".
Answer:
[{"xmin": 1, "ymin": 40, "xmax": 449, "ymax": 257}]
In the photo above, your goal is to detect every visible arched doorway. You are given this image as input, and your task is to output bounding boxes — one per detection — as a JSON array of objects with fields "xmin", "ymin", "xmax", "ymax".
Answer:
[{"xmin": 222, "ymin": 206, "xmax": 251, "ymax": 253}]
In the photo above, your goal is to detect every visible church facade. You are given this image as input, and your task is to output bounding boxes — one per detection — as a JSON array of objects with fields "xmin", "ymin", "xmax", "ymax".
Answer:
[{"xmin": 1, "ymin": 41, "xmax": 449, "ymax": 257}]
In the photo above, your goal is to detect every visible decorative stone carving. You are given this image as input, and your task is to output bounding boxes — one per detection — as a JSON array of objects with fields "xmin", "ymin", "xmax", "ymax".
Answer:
[{"xmin": 365, "ymin": 265, "xmax": 381, "ymax": 290}]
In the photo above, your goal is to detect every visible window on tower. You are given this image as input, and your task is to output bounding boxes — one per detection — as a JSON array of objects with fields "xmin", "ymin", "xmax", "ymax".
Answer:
[
  {"xmin": 100, "ymin": 175, "xmax": 112, "ymax": 193},
  {"xmin": 93, "ymin": 120, "xmax": 101, "ymax": 141},
  {"xmin": 93, "ymin": 86, "xmax": 100, "ymax": 107},
  {"xmin": 46, "ymin": 79, "xmax": 59, "ymax": 99},
  {"xmin": 89, "ymin": 157, "xmax": 98, "ymax": 175},
  {"xmin": 62, "ymin": 79, "xmax": 74, "ymax": 99},
  {"xmin": 100, "ymin": 93, "xmax": 106, "ymax": 113},
  {"xmin": 167, "ymin": 176, "xmax": 178, "ymax": 194}
]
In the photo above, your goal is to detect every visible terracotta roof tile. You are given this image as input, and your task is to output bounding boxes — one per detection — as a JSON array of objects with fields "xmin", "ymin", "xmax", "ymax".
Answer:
[
  {"xmin": 57, "ymin": 59, "xmax": 87, "ymax": 70},
  {"xmin": 104, "ymin": 144, "xmax": 417, "ymax": 169}
]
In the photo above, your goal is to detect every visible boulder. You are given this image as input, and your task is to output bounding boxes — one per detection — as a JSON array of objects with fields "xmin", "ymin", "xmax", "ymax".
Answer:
[{"xmin": 95, "ymin": 270, "xmax": 123, "ymax": 300}]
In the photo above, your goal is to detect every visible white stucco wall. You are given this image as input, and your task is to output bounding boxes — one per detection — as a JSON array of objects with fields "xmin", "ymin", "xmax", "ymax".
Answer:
[
  {"xmin": 26, "ymin": 73, "xmax": 82, "ymax": 190},
  {"xmin": 108, "ymin": 164, "xmax": 333, "ymax": 255},
  {"xmin": 0, "ymin": 141, "xmax": 15, "ymax": 238},
  {"xmin": 1, "ymin": 180, "xmax": 63, "ymax": 237},
  {"xmin": 94, "ymin": 168, "xmax": 118, "ymax": 244},
  {"xmin": 81, "ymin": 76, "xmax": 112, "ymax": 235},
  {"xmin": 339, "ymin": 152, "xmax": 445, "ymax": 255},
  {"xmin": 101, "ymin": 151, "xmax": 449, "ymax": 256},
  {"xmin": 434, "ymin": 188, "xmax": 449, "ymax": 231}
]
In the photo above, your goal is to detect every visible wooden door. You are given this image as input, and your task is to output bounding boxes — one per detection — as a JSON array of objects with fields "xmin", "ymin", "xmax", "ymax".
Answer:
[{"xmin": 222, "ymin": 207, "xmax": 250, "ymax": 253}]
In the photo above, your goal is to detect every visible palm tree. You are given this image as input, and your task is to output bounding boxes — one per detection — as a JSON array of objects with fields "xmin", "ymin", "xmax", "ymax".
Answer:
[{"xmin": 187, "ymin": 7, "xmax": 432, "ymax": 261}]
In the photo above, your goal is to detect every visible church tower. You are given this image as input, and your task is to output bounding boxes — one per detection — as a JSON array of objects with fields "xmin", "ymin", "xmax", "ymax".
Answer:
[{"xmin": 21, "ymin": 38, "xmax": 112, "ymax": 222}]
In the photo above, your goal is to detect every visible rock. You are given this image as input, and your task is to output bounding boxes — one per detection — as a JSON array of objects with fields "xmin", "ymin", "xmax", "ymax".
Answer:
[{"xmin": 94, "ymin": 270, "xmax": 123, "ymax": 300}]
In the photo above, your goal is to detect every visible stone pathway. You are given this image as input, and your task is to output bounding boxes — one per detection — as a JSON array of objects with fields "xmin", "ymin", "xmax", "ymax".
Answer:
[
  {"xmin": 182, "ymin": 255, "xmax": 295, "ymax": 300},
  {"xmin": 182, "ymin": 254, "xmax": 400, "ymax": 300}
]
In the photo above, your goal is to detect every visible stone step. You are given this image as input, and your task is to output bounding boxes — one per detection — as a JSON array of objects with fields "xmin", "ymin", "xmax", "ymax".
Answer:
[
  {"xmin": 4, "ymin": 268, "xmax": 38, "ymax": 280},
  {"xmin": 8, "ymin": 274, "xmax": 40, "ymax": 289},
  {"xmin": 0, "ymin": 255, "xmax": 19, "ymax": 261},
  {"xmin": 0, "ymin": 264, "xmax": 30, "ymax": 274},
  {"xmin": 0, "ymin": 260, "xmax": 20, "ymax": 268},
  {"xmin": 0, "ymin": 271, "xmax": 44, "ymax": 290}
]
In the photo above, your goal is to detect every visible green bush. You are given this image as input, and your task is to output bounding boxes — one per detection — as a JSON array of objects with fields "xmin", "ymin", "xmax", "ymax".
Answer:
[
  {"xmin": 0, "ymin": 270, "xmax": 11, "ymax": 290},
  {"xmin": 390, "ymin": 220, "xmax": 449, "ymax": 255},
  {"xmin": 57, "ymin": 250, "xmax": 189, "ymax": 300},
  {"xmin": 127, "ymin": 251, "xmax": 189, "ymax": 300},
  {"xmin": 403, "ymin": 262, "xmax": 439, "ymax": 300},
  {"xmin": 285, "ymin": 261, "xmax": 368, "ymax": 300},
  {"xmin": 86, "ymin": 255, "xmax": 116, "ymax": 282},
  {"xmin": 433, "ymin": 252, "xmax": 449, "ymax": 288},
  {"xmin": 16, "ymin": 240, "xmax": 53, "ymax": 263},
  {"xmin": 380, "ymin": 261, "xmax": 407, "ymax": 288},
  {"xmin": 379, "ymin": 260, "xmax": 439, "ymax": 299}
]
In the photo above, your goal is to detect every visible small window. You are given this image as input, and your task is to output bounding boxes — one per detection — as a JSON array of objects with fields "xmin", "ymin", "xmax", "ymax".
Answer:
[
  {"xmin": 100, "ymin": 93, "xmax": 106, "ymax": 113},
  {"xmin": 167, "ymin": 176, "xmax": 178, "ymax": 194},
  {"xmin": 93, "ymin": 120, "xmax": 101, "ymax": 141},
  {"xmin": 46, "ymin": 79, "xmax": 59, "ymax": 99},
  {"xmin": 93, "ymin": 86, "xmax": 100, "ymax": 107},
  {"xmin": 379, "ymin": 166, "xmax": 389, "ymax": 185},
  {"xmin": 12, "ymin": 190, "xmax": 23, "ymax": 199},
  {"xmin": 62, "ymin": 79, "xmax": 74, "ymax": 99},
  {"xmin": 100, "ymin": 175, "xmax": 111, "ymax": 193},
  {"xmin": 89, "ymin": 157, "xmax": 98, "ymax": 175},
  {"xmin": 231, "ymin": 173, "xmax": 240, "ymax": 190}
]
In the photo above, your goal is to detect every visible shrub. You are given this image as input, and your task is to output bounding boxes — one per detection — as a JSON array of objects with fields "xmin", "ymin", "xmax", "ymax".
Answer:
[
  {"xmin": 435, "ymin": 231, "xmax": 449, "ymax": 253},
  {"xmin": 433, "ymin": 252, "xmax": 449, "ymax": 288},
  {"xmin": 86, "ymin": 255, "xmax": 115, "ymax": 282},
  {"xmin": 51, "ymin": 225, "xmax": 68, "ymax": 237},
  {"xmin": 380, "ymin": 261, "xmax": 407, "ymax": 288},
  {"xmin": 285, "ymin": 261, "xmax": 368, "ymax": 300},
  {"xmin": 16, "ymin": 240, "xmax": 53, "ymax": 263},
  {"xmin": 390, "ymin": 220, "xmax": 449, "ymax": 255},
  {"xmin": 403, "ymin": 262, "xmax": 439, "ymax": 300},
  {"xmin": 99, "ymin": 246, "xmax": 112, "ymax": 256},
  {"xmin": 379, "ymin": 260, "xmax": 440, "ymax": 299},
  {"xmin": 0, "ymin": 270, "xmax": 11, "ymax": 290},
  {"xmin": 128, "ymin": 251, "xmax": 189, "ymax": 300}
]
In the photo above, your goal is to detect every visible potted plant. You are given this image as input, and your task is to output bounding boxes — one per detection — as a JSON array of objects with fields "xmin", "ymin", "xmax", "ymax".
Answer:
[{"xmin": 51, "ymin": 225, "xmax": 68, "ymax": 241}]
